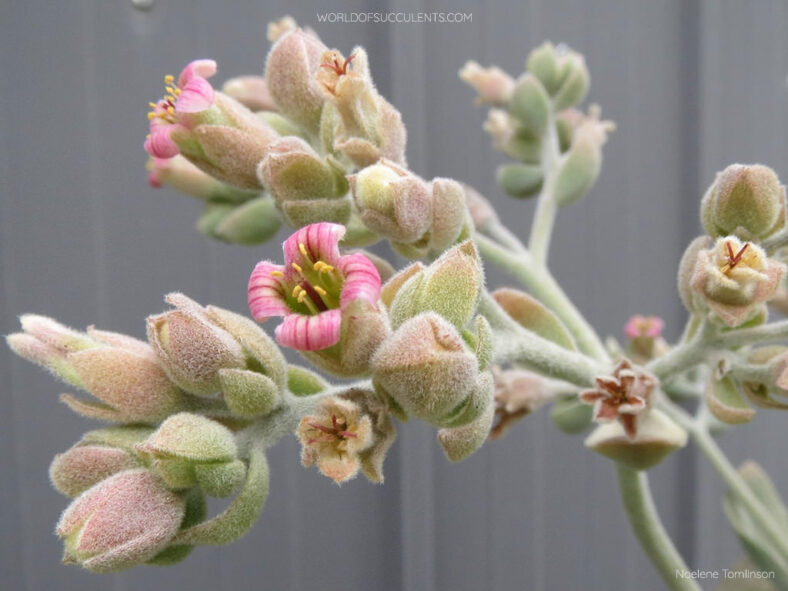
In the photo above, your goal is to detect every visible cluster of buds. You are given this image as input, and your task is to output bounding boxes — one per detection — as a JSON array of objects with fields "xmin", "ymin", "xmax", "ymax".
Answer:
[{"xmin": 350, "ymin": 159, "xmax": 472, "ymax": 259}]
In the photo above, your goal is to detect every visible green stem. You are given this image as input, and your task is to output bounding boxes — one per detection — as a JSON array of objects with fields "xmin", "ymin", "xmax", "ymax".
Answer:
[
  {"xmin": 718, "ymin": 319, "xmax": 788, "ymax": 348},
  {"xmin": 475, "ymin": 232, "xmax": 609, "ymax": 362},
  {"xmin": 616, "ymin": 465, "xmax": 700, "ymax": 591},
  {"xmin": 647, "ymin": 321, "xmax": 714, "ymax": 380},
  {"xmin": 528, "ymin": 110, "xmax": 562, "ymax": 265}
]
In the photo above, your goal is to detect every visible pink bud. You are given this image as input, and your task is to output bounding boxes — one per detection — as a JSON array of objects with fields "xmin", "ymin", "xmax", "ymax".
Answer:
[
  {"xmin": 459, "ymin": 61, "xmax": 515, "ymax": 106},
  {"xmin": 222, "ymin": 76, "xmax": 278, "ymax": 112},
  {"xmin": 57, "ymin": 469, "xmax": 185, "ymax": 572},
  {"xmin": 50, "ymin": 445, "xmax": 140, "ymax": 498}
]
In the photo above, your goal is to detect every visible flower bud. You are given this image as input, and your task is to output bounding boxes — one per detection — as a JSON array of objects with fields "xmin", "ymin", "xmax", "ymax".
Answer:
[
  {"xmin": 690, "ymin": 236, "xmax": 785, "ymax": 327},
  {"xmin": 437, "ymin": 401, "xmax": 494, "ymax": 462},
  {"xmin": 287, "ymin": 364, "xmax": 328, "ymax": 396},
  {"xmin": 508, "ymin": 74, "xmax": 551, "ymax": 136},
  {"xmin": 526, "ymin": 42, "xmax": 560, "ymax": 94},
  {"xmin": 57, "ymin": 469, "xmax": 185, "ymax": 572},
  {"xmin": 372, "ymin": 312, "xmax": 480, "ymax": 424},
  {"xmin": 496, "ymin": 163, "xmax": 544, "ymax": 199},
  {"xmin": 701, "ymin": 164, "xmax": 787, "ymax": 241},
  {"xmin": 257, "ymin": 136, "xmax": 351, "ymax": 226},
  {"xmin": 147, "ymin": 295, "xmax": 247, "ymax": 396},
  {"xmin": 221, "ymin": 76, "xmax": 277, "ymax": 112},
  {"xmin": 389, "ymin": 241, "xmax": 483, "ymax": 330},
  {"xmin": 463, "ymin": 183, "xmax": 499, "ymax": 230},
  {"xmin": 426, "ymin": 178, "xmax": 472, "ymax": 255},
  {"xmin": 528, "ymin": 43, "xmax": 590, "ymax": 111},
  {"xmin": 350, "ymin": 160, "xmax": 432, "ymax": 243},
  {"xmin": 380, "ymin": 262, "xmax": 426, "ymax": 309},
  {"xmin": 50, "ymin": 444, "xmax": 142, "ymax": 498},
  {"xmin": 265, "ymin": 29, "xmax": 328, "ymax": 134},
  {"xmin": 317, "ymin": 47, "xmax": 407, "ymax": 168},
  {"xmin": 208, "ymin": 196, "xmax": 282, "ymax": 246},
  {"xmin": 147, "ymin": 155, "xmax": 256, "ymax": 203},
  {"xmin": 459, "ymin": 61, "xmax": 515, "ymax": 106},
  {"xmin": 484, "ymin": 109, "xmax": 542, "ymax": 163},
  {"xmin": 584, "ymin": 409, "xmax": 687, "ymax": 470},
  {"xmin": 677, "ymin": 236, "xmax": 712, "ymax": 313},
  {"xmin": 624, "ymin": 315, "xmax": 668, "ymax": 363},
  {"xmin": 492, "ymin": 288, "xmax": 576, "ymax": 350},
  {"xmin": 218, "ymin": 368, "xmax": 281, "ymax": 418}
]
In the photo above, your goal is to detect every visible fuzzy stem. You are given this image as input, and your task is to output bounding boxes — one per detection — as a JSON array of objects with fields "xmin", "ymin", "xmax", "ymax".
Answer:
[
  {"xmin": 615, "ymin": 465, "xmax": 700, "ymax": 591},
  {"xmin": 647, "ymin": 321, "xmax": 714, "ymax": 380},
  {"xmin": 528, "ymin": 110, "xmax": 562, "ymax": 265},
  {"xmin": 475, "ymin": 232, "xmax": 609, "ymax": 362}
]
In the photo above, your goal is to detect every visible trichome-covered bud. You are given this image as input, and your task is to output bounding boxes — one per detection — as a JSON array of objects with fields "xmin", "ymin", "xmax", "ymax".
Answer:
[
  {"xmin": 7, "ymin": 317, "xmax": 187, "ymax": 423},
  {"xmin": 483, "ymin": 109, "xmax": 542, "ymax": 163},
  {"xmin": 579, "ymin": 359, "xmax": 658, "ymax": 439},
  {"xmin": 490, "ymin": 367, "xmax": 551, "ymax": 440},
  {"xmin": 389, "ymin": 241, "xmax": 483, "ymax": 330},
  {"xmin": 258, "ymin": 136, "xmax": 351, "ymax": 227},
  {"xmin": 57, "ymin": 469, "xmax": 185, "ymax": 573},
  {"xmin": 372, "ymin": 312, "xmax": 490, "ymax": 425},
  {"xmin": 198, "ymin": 196, "xmax": 283, "ymax": 246},
  {"xmin": 137, "ymin": 413, "xmax": 246, "ymax": 497},
  {"xmin": 459, "ymin": 61, "xmax": 515, "ymax": 106},
  {"xmin": 437, "ymin": 401, "xmax": 494, "ymax": 462},
  {"xmin": 147, "ymin": 154, "xmax": 258, "ymax": 203},
  {"xmin": 492, "ymin": 288, "xmax": 576, "ymax": 350},
  {"xmin": 317, "ymin": 47, "xmax": 407, "ymax": 168},
  {"xmin": 296, "ymin": 395, "xmax": 374, "ymax": 484},
  {"xmin": 624, "ymin": 315, "xmax": 668, "ymax": 363},
  {"xmin": 221, "ymin": 76, "xmax": 277, "ymax": 112},
  {"xmin": 145, "ymin": 60, "xmax": 280, "ymax": 190},
  {"xmin": 526, "ymin": 42, "xmax": 590, "ymax": 111},
  {"xmin": 463, "ymin": 183, "xmax": 499, "ymax": 230},
  {"xmin": 690, "ymin": 236, "xmax": 785, "ymax": 327},
  {"xmin": 349, "ymin": 159, "xmax": 432, "ymax": 243},
  {"xmin": 508, "ymin": 74, "xmax": 551, "ymax": 136},
  {"xmin": 701, "ymin": 164, "xmax": 787, "ymax": 241},
  {"xmin": 265, "ymin": 28, "xmax": 328, "ymax": 134},
  {"xmin": 248, "ymin": 223, "xmax": 389, "ymax": 377},
  {"xmin": 584, "ymin": 409, "xmax": 687, "ymax": 470}
]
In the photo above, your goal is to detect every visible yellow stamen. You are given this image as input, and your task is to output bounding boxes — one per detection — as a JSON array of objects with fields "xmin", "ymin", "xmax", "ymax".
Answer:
[
  {"xmin": 291, "ymin": 262, "xmax": 303, "ymax": 274},
  {"xmin": 147, "ymin": 112, "xmax": 156, "ymax": 120},
  {"xmin": 297, "ymin": 291, "xmax": 307, "ymax": 303},
  {"xmin": 299, "ymin": 243, "xmax": 309, "ymax": 258},
  {"xmin": 164, "ymin": 75, "xmax": 175, "ymax": 84},
  {"xmin": 270, "ymin": 270, "xmax": 284, "ymax": 277},
  {"xmin": 148, "ymin": 102, "xmax": 158, "ymax": 109},
  {"xmin": 167, "ymin": 106, "xmax": 175, "ymax": 115},
  {"xmin": 292, "ymin": 285, "xmax": 303, "ymax": 298},
  {"xmin": 313, "ymin": 261, "xmax": 335, "ymax": 273},
  {"xmin": 313, "ymin": 286, "xmax": 327, "ymax": 296},
  {"xmin": 165, "ymin": 86, "xmax": 176, "ymax": 94},
  {"xmin": 174, "ymin": 88, "xmax": 181, "ymax": 95}
]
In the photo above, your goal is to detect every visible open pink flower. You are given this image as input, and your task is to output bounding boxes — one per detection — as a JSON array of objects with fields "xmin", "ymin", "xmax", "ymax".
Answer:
[
  {"xmin": 144, "ymin": 60, "xmax": 217, "ymax": 159},
  {"xmin": 624, "ymin": 315, "xmax": 664, "ymax": 340},
  {"xmin": 248, "ymin": 223, "xmax": 381, "ymax": 351}
]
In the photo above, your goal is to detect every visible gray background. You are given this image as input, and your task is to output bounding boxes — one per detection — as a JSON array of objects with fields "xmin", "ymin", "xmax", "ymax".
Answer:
[{"xmin": 2, "ymin": 0, "xmax": 788, "ymax": 589}]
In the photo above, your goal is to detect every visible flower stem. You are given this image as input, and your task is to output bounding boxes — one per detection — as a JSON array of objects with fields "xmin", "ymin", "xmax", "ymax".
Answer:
[
  {"xmin": 528, "ymin": 110, "xmax": 562, "ymax": 265},
  {"xmin": 475, "ymin": 232, "xmax": 609, "ymax": 362},
  {"xmin": 615, "ymin": 464, "xmax": 700, "ymax": 591}
]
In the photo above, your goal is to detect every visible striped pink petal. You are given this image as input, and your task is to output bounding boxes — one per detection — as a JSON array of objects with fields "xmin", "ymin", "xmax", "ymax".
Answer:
[
  {"xmin": 337, "ymin": 253, "xmax": 381, "ymax": 308},
  {"xmin": 283, "ymin": 223, "xmax": 345, "ymax": 269},
  {"xmin": 175, "ymin": 76, "xmax": 215, "ymax": 113},
  {"xmin": 177, "ymin": 59, "xmax": 217, "ymax": 87},
  {"xmin": 248, "ymin": 261, "xmax": 290, "ymax": 321},
  {"xmin": 275, "ymin": 309, "xmax": 342, "ymax": 351},
  {"xmin": 144, "ymin": 127, "xmax": 179, "ymax": 159}
]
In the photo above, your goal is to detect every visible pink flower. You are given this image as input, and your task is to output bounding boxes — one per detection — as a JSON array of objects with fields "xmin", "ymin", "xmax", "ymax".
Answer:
[
  {"xmin": 144, "ymin": 60, "xmax": 217, "ymax": 159},
  {"xmin": 624, "ymin": 315, "xmax": 664, "ymax": 340},
  {"xmin": 248, "ymin": 223, "xmax": 382, "ymax": 351}
]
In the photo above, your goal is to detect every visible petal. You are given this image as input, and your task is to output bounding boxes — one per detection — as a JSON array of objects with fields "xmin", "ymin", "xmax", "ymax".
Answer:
[
  {"xmin": 176, "ymin": 77, "xmax": 215, "ymax": 113},
  {"xmin": 248, "ymin": 261, "xmax": 290, "ymax": 320},
  {"xmin": 594, "ymin": 401, "xmax": 619, "ymax": 422},
  {"xmin": 337, "ymin": 253, "xmax": 381, "ymax": 308},
  {"xmin": 178, "ymin": 59, "xmax": 218, "ymax": 87},
  {"xmin": 144, "ymin": 126, "xmax": 179, "ymax": 159},
  {"xmin": 579, "ymin": 389, "xmax": 605, "ymax": 404},
  {"xmin": 275, "ymin": 309, "xmax": 341, "ymax": 351},
  {"xmin": 283, "ymin": 223, "xmax": 345, "ymax": 268}
]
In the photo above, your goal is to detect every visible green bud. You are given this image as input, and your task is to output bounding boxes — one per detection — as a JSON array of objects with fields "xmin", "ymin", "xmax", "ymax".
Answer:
[
  {"xmin": 196, "ymin": 203, "xmax": 236, "ymax": 238},
  {"xmin": 700, "ymin": 164, "xmax": 787, "ymax": 241},
  {"xmin": 218, "ymin": 368, "xmax": 281, "ymax": 418},
  {"xmin": 194, "ymin": 460, "xmax": 247, "ymax": 498},
  {"xmin": 212, "ymin": 196, "xmax": 282, "ymax": 245},
  {"xmin": 389, "ymin": 241, "xmax": 483, "ymax": 330},
  {"xmin": 508, "ymin": 74, "xmax": 551, "ymax": 136},
  {"xmin": 496, "ymin": 163, "xmax": 544, "ymax": 199},
  {"xmin": 550, "ymin": 394, "xmax": 593, "ymax": 434},
  {"xmin": 526, "ymin": 42, "xmax": 560, "ymax": 94},
  {"xmin": 552, "ymin": 54, "xmax": 590, "ymax": 111},
  {"xmin": 492, "ymin": 288, "xmax": 576, "ymax": 350},
  {"xmin": 584, "ymin": 409, "xmax": 687, "ymax": 470},
  {"xmin": 706, "ymin": 376, "xmax": 755, "ymax": 424},
  {"xmin": 553, "ymin": 124, "xmax": 602, "ymax": 207},
  {"xmin": 138, "ymin": 413, "xmax": 237, "ymax": 464}
]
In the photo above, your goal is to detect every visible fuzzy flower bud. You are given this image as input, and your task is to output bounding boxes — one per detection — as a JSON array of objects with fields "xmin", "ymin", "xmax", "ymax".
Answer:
[
  {"xmin": 57, "ymin": 469, "xmax": 185, "ymax": 573},
  {"xmin": 690, "ymin": 236, "xmax": 785, "ymax": 327},
  {"xmin": 146, "ymin": 155, "xmax": 257, "ymax": 202},
  {"xmin": 389, "ymin": 241, "xmax": 483, "ymax": 330},
  {"xmin": 508, "ymin": 74, "xmax": 551, "ymax": 136},
  {"xmin": 200, "ymin": 196, "xmax": 283, "ymax": 246},
  {"xmin": 221, "ymin": 76, "xmax": 277, "ymax": 112},
  {"xmin": 493, "ymin": 288, "xmax": 576, "ymax": 350},
  {"xmin": 624, "ymin": 315, "xmax": 668, "ymax": 363},
  {"xmin": 7, "ymin": 318, "xmax": 187, "ymax": 423},
  {"xmin": 50, "ymin": 439, "xmax": 144, "ymax": 498},
  {"xmin": 317, "ymin": 47, "xmax": 407, "ymax": 168},
  {"xmin": 700, "ymin": 164, "xmax": 787, "ymax": 241},
  {"xmin": 257, "ymin": 136, "xmax": 351, "ymax": 227},
  {"xmin": 265, "ymin": 29, "xmax": 328, "ymax": 134},
  {"xmin": 463, "ymin": 183, "xmax": 499, "ymax": 230},
  {"xmin": 526, "ymin": 42, "xmax": 590, "ymax": 111},
  {"xmin": 459, "ymin": 61, "xmax": 515, "ymax": 106},
  {"xmin": 372, "ymin": 312, "xmax": 489, "ymax": 425},
  {"xmin": 483, "ymin": 109, "xmax": 542, "ymax": 163}
]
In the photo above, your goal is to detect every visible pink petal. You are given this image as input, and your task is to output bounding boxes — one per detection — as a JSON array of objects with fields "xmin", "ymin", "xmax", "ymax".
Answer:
[
  {"xmin": 337, "ymin": 253, "xmax": 381, "ymax": 308},
  {"xmin": 178, "ymin": 59, "xmax": 217, "ymax": 87},
  {"xmin": 283, "ymin": 223, "xmax": 345, "ymax": 268},
  {"xmin": 275, "ymin": 309, "xmax": 341, "ymax": 351},
  {"xmin": 144, "ymin": 127, "xmax": 179, "ymax": 158},
  {"xmin": 147, "ymin": 170, "xmax": 163, "ymax": 188},
  {"xmin": 594, "ymin": 401, "xmax": 619, "ymax": 422},
  {"xmin": 175, "ymin": 77, "xmax": 215, "ymax": 113},
  {"xmin": 248, "ymin": 261, "xmax": 290, "ymax": 321},
  {"xmin": 579, "ymin": 390, "xmax": 605, "ymax": 404}
]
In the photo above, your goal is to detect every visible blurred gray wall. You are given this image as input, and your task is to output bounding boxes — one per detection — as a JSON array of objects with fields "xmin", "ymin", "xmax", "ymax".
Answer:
[{"xmin": 2, "ymin": 0, "xmax": 788, "ymax": 589}]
